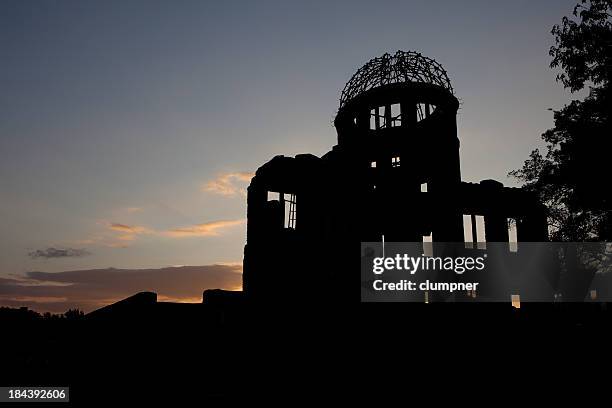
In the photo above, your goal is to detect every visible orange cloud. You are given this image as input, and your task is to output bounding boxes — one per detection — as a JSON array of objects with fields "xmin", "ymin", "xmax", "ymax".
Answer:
[
  {"xmin": 73, "ymin": 218, "xmax": 242, "ymax": 249},
  {"xmin": 204, "ymin": 172, "xmax": 254, "ymax": 196},
  {"xmin": 165, "ymin": 219, "xmax": 245, "ymax": 238},
  {"xmin": 106, "ymin": 223, "xmax": 152, "ymax": 244},
  {"xmin": 109, "ymin": 223, "xmax": 150, "ymax": 234}
]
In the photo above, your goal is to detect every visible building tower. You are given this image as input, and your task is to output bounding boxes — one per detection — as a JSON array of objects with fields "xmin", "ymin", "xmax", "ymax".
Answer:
[{"xmin": 333, "ymin": 51, "xmax": 463, "ymax": 243}]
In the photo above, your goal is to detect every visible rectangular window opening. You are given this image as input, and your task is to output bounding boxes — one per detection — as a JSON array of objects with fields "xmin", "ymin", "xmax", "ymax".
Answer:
[
  {"xmin": 508, "ymin": 218, "xmax": 518, "ymax": 252},
  {"xmin": 475, "ymin": 215, "xmax": 486, "ymax": 249},
  {"xmin": 421, "ymin": 183, "xmax": 428, "ymax": 193},
  {"xmin": 422, "ymin": 233, "xmax": 433, "ymax": 257},
  {"xmin": 267, "ymin": 191, "xmax": 280, "ymax": 201},
  {"xmin": 463, "ymin": 214, "xmax": 486, "ymax": 249},
  {"xmin": 391, "ymin": 156, "xmax": 401, "ymax": 167},
  {"xmin": 284, "ymin": 193, "xmax": 297, "ymax": 229},
  {"xmin": 370, "ymin": 106, "xmax": 387, "ymax": 129},
  {"xmin": 511, "ymin": 294, "xmax": 521, "ymax": 309},
  {"xmin": 463, "ymin": 214, "xmax": 473, "ymax": 249},
  {"xmin": 416, "ymin": 103, "xmax": 426, "ymax": 122},
  {"xmin": 390, "ymin": 103, "xmax": 401, "ymax": 127}
]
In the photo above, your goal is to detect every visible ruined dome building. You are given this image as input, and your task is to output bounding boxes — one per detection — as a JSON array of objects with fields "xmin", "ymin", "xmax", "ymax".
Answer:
[{"xmin": 243, "ymin": 51, "xmax": 548, "ymax": 302}]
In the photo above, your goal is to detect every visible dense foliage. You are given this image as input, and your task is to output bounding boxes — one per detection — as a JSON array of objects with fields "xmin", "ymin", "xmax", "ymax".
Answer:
[{"xmin": 510, "ymin": 0, "xmax": 612, "ymax": 241}]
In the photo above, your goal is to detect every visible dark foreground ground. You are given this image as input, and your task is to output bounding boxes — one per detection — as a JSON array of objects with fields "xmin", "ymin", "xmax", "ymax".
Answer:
[{"xmin": 1, "ymin": 301, "xmax": 610, "ymax": 403}]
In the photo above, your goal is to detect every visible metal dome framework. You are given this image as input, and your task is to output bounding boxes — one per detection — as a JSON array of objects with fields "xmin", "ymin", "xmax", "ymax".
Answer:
[{"xmin": 340, "ymin": 50, "xmax": 453, "ymax": 108}]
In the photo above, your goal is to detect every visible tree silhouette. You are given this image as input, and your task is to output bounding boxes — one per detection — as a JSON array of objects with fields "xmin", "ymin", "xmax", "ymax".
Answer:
[
  {"xmin": 510, "ymin": 0, "xmax": 612, "ymax": 241},
  {"xmin": 64, "ymin": 309, "xmax": 85, "ymax": 320}
]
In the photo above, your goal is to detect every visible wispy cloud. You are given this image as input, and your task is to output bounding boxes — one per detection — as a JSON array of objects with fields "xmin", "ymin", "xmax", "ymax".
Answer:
[
  {"xmin": 109, "ymin": 223, "xmax": 151, "ymax": 234},
  {"xmin": 28, "ymin": 247, "xmax": 91, "ymax": 260},
  {"xmin": 71, "ymin": 217, "xmax": 243, "ymax": 250},
  {"xmin": 103, "ymin": 222, "xmax": 152, "ymax": 244},
  {"xmin": 0, "ymin": 264, "xmax": 243, "ymax": 313},
  {"xmin": 204, "ymin": 172, "xmax": 254, "ymax": 196},
  {"xmin": 165, "ymin": 219, "xmax": 245, "ymax": 238}
]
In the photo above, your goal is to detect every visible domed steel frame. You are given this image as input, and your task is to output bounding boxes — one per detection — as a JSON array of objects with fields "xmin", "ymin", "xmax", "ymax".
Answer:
[{"xmin": 339, "ymin": 50, "xmax": 453, "ymax": 108}]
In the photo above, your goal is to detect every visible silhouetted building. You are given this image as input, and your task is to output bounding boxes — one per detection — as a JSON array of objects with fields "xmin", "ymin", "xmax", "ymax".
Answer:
[{"xmin": 243, "ymin": 51, "xmax": 548, "ymax": 301}]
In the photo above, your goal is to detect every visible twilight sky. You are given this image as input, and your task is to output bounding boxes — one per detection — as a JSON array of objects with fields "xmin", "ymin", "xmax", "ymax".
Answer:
[{"xmin": 0, "ymin": 0, "xmax": 582, "ymax": 311}]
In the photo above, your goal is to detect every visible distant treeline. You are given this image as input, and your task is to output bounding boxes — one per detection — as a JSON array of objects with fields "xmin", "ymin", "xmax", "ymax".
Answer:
[{"xmin": 0, "ymin": 306, "xmax": 84, "ymax": 321}]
